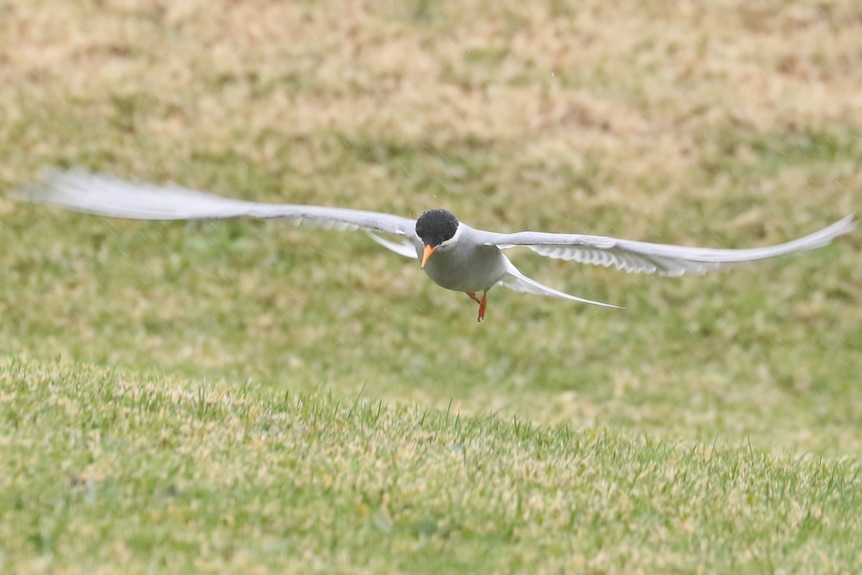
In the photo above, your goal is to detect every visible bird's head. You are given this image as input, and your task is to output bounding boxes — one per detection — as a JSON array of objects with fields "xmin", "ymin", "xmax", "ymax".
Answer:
[{"xmin": 415, "ymin": 209, "xmax": 460, "ymax": 268}]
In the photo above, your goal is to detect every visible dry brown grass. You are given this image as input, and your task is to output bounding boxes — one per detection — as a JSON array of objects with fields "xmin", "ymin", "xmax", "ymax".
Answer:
[{"xmin": 5, "ymin": 1, "xmax": 861, "ymax": 209}]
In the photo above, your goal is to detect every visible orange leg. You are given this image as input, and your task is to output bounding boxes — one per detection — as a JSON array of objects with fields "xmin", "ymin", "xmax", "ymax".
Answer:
[{"xmin": 465, "ymin": 291, "xmax": 488, "ymax": 322}]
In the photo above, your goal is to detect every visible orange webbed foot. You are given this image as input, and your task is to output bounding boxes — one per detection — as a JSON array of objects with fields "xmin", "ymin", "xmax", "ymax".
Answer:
[
  {"xmin": 477, "ymin": 292, "xmax": 487, "ymax": 322},
  {"xmin": 464, "ymin": 291, "xmax": 487, "ymax": 322}
]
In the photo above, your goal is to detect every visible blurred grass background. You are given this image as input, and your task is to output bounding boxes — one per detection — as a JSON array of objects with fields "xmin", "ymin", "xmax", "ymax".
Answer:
[
  {"xmin": 2, "ymin": 1, "xmax": 862, "ymax": 571},
  {"xmin": 2, "ymin": 0, "xmax": 860, "ymax": 450}
]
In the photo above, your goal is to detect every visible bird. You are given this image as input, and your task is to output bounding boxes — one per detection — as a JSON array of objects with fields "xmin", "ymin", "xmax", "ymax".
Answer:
[{"xmin": 22, "ymin": 169, "xmax": 855, "ymax": 322}]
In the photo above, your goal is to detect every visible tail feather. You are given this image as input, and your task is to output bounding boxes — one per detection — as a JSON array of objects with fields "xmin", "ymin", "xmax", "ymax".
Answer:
[{"xmin": 498, "ymin": 261, "xmax": 623, "ymax": 309}]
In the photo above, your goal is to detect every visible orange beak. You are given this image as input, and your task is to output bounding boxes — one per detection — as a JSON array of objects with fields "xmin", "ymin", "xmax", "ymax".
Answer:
[{"xmin": 421, "ymin": 244, "xmax": 436, "ymax": 268}]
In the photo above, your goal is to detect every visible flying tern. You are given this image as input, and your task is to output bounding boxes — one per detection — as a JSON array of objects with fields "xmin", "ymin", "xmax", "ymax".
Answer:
[{"xmin": 23, "ymin": 170, "xmax": 855, "ymax": 321}]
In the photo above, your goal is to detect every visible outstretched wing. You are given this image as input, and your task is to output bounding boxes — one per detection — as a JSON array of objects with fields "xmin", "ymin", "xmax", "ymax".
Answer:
[
  {"xmin": 483, "ymin": 216, "xmax": 854, "ymax": 277},
  {"xmin": 22, "ymin": 170, "xmax": 420, "ymax": 252}
]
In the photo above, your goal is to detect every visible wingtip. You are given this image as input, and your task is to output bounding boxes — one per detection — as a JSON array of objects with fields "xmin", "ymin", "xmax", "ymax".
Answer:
[
  {"xmin": 15, "ymin": 167, "xmax": 77, "ymax": 203},
  {"xmin": 13, "ymin": 179, "xmax": 51, "ymax": 204},
  {"xmin": 824, "ymin": 214, "xmax": 857, "ymax": 242}
]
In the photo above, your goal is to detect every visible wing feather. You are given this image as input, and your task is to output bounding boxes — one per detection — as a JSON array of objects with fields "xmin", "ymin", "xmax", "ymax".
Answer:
[
  {"xmin": 487, "ymin": 216, "xmax": 854, "ymax": 276},
  {"xmin": 22, "ymin": 169, "xmax": 418, "ymax": 239}
]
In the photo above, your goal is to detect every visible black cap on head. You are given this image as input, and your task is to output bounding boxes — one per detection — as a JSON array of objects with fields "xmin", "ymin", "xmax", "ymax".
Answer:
[{"xmin": 415, "ymin": 209, "xmax": 459, "ymax": 247}]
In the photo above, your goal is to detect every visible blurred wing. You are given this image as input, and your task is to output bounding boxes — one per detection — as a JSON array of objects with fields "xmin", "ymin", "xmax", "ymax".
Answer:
[
  {"xmin": 484, "ymin": 216, "xmax": 855, "ymax": 277},
  {"xmin": 367, "ymin": 232, "xmax": 419, "ymax": 259},
  {"xmin": 22, "ymin": 169, "xmax": 419, "ymax": 240}
]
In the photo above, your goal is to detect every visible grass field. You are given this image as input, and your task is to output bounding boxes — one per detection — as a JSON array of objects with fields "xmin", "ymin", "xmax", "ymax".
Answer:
[{"xmin": 2, "ymin": 0, "xmax": 861, "ymax": 572}]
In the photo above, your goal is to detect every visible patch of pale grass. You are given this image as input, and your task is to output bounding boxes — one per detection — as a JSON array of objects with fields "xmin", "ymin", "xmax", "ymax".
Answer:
[{"xmin": 4, "ymin": 1, "xmax": 861, "ymax": 198}]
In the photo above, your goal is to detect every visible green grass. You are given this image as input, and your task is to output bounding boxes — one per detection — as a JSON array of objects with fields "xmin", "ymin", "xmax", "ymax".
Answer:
[
  {"xmin": 3, "ymin": 357, "xmax": 862, "ymax": 574},
  {"xmin": 2, "ymin": 0, "xmax": 862, "ymax": 572}
]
